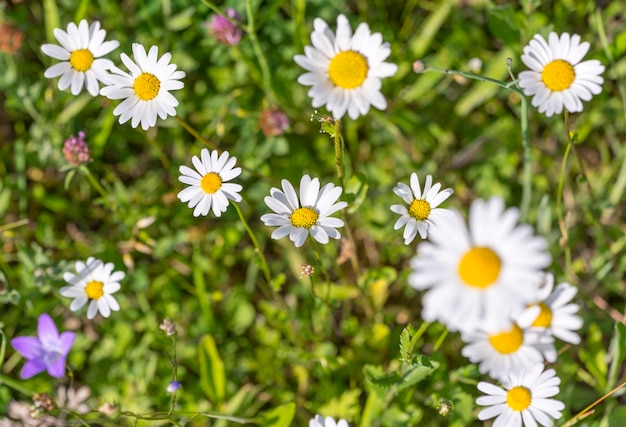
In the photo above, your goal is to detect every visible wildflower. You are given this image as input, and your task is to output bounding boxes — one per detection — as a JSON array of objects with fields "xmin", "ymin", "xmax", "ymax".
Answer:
[
  {"xmin": 204, "ymin": 8, "xmax": 243, "ymax": 46},
  {"xmin": 300, "ymin": 264, "xmax": 315, "ymax": 277},
  {"xmin": 98, "ymin": 402, "xmax": 118, "ymax": 416},
  {"xmin": 0, "ymin": 22, "xmax": 24, "ymax": 54},
  {"xmin": 408, "ymin": 197, "xmax": 551, "ymax": 334},
  {"xmin": 516, "ymin": 273, "xmax": 583, "ymax": 345},
  {"xmin": 60, "ymin": 257, "xmax": 124, "ymax": 319},
  {"xmin": 461, "ymin": 323, "xmax": 555, "ymax": 381},
  {"xmin": 177, "ymin": 149, "xmax": 242, "ymax": 217},
  {"xmin": 477, "ymin": 364, "xmax": 564, "ymax": 426},
  {"xmin": 259, "ymin": 106, "xmax": 289, "ymax": 136},
  {"xmin": 310, "ymin": 415, "xmax": 349, "ymax": 427},
  {"xmin": 294, "ymin": 14, "xmax": 397, "ymax": 120},
  {"xmin": 100, "ymin": 43, "xmax": 185, "ymax": 130},
  {"xmin": 56, "ymin": 385, "xmax": 90, "ymax": 414},
  {"xmin": 10, "ymin": 313, "xmax": 75, "ymax": 379},
  {"xmin": 62, "ymin": 131, "xmax": 91, "ymax": 165},
  {"xmin": 167, "ymin": 380, "xmax": 181, "ymax": 393},
  {"xmin": 518, "ymin": 32, "xmax": 604, "ymax": 117},
  {"xmin": 40, "ymin": 20, "xmax": 119, "ymax": 96},
  {"xmin": 159, "ymin": 318, "xmax": 177, "ymax": 336},
  {"xmin": 7, "ymin": 400, "xmax": 65, "ymax": 427},
  {"xmin": 390, "ymin": 173, "xmax": 453, "ymax": 244},
  {"xmin": 32, "ymin": 394, "xmax": 54, "ymax": 412},
  {"xmin": 261, "ymin": 175, "xmax": 348, "ymax": 248}
]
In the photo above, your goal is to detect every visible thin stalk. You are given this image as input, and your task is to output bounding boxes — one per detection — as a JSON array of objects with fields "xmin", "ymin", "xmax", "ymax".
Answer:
[
  {"xmin": 423, "ymin": 65, "xmax": 532, "ymax": 218},
  {"xmin": 175, "ymin": 115, "xmax": 218, "ymax": 150},
  {"xmin": 0, "ymin": 373, "xmax": 35, "ymax": 396},
  {"xmin": 309, "ymin": 238, "xmax": 330, "ymax": 284},
  {"xmin": 0, "ymin": 218, "xmax": 29, "ymax": 233},
  {"xmin": 168, "ymin": 335, "xmax": 178, "ymax": 416},
  {"xmin": 232, "ymin": 203, "xmax": 273, "ymax": 289},
  {"xmin": 244, "ymin": 0, "xmax": 277, "ymax": 104},
  {"xmin": 562, "ymin": 380, "xmax": 626, "ymax": 427},
  {"xmin": 334, "ymin": 119, "xmax": 344, "ymax": 188},
  {"xmin": 556, "ymin": 141, "xmax": 572, "ymax": 279},
  {"xmin": 79, "ymin": 166, "xmax": 114, "ymax": 209}
]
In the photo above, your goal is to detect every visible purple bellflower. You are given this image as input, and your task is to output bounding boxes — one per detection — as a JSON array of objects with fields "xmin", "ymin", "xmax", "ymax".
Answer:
[{"xmin": 10, "ymin": 313, "xmax": 75, "ymax": 379}]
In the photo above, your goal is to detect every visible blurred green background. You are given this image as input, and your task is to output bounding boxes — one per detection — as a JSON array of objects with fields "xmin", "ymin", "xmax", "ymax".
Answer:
[{"xmin": 1, "ymin": 0, "xmax": 625, "ymax": 425}]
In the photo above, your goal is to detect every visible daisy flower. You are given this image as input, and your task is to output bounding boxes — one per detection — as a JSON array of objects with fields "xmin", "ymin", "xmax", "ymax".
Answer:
[
  {"xmin": 310, "ymin": 415, "xmax": 349, "ymax": 427},
  {"xmin": 100, "ymin": 43, "xmax": 185, "ymax": 130},
  {"xmin": 518, "ymin": 32, "xmax": 605, "ymax": 117},
  {"xmin": 294, "ymin": 14, "xmax": 398, "ymax": 120},
  {"xmin": 390, "ymin": 173, "xmax": 453, "ymax": 244},
  {"xmin": 261, "ymin": 174, "xmax": 348, "ymax": 248},
  {"xmin": 408, "ymin": 197, "xmax": 551, "ymax": 334},
  {"xmin": 177, "ymin": 149, "xmax": 242, "ymax": 217},
  {"xmin": 60, "ymin": 257, "xmax": 124, "ymax": 319},
  {"xmin": 41, "ymin": 20, "xmax": 119, "ymax": 96},
  {"xmin": 461, "ymin": 323, "xmax": 555, "ymax": 381},
  {"xmin": 477, "ymin": 364, "xmax": 565, "ymax": 426},
  {"xmin": 516, "ymin": 272, "xmax": 583, "ymax": 345}
]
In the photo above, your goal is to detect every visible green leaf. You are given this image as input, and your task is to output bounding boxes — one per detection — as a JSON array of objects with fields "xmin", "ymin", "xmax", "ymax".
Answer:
[
  {"xmin": 399, "ymin": 327, "xmax": 411, "ymax": 362},
  {"xmin": 198, "ymin": 334, "xmax": 226, "ymax": 404},
  {"xmin": 579, "ymin": 322, "xmax": 608, "ymax": 392},
  {"xmin": 344, "ymin": 173, "xmax": 369, "ymax": 213},
  {"xmin": 607, "ymin": 322, "xmax": 626, "ymax": 391},
  {"xmin": 261, "ymin": 402, "xmax": 296, "ymax": 427},
  {"xmin": 166, "ymin": 7, "xmax": 196, "ymax": 31}
]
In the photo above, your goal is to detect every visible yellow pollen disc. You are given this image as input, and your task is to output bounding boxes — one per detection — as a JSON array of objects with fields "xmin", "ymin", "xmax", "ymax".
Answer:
[
  {"xmin": 489, "ymin": 325, "xmax": 524, "ymax": 354},
  {"xmin": 69, "ymin": 49, "xmax": 94, "ymax": 72},
  {"xmin": 85, "ymin": 280, "xmax": 104, "ymax": 300},
  {"xmin": 506, "ymin": 386, "xmax": 532, "ymax": 411},
  {"xmin": 541, "ymin": 59, "xmax": 575, "ymax": 92},
  {"xmin": 531, "ymin": 302, "xmax": 553, "ymax": 327},
  {"xmin": 200, "ymin": 172, "xmax": 222, "ymax": 194},
  {"xmin": 290, "ymin": 207, "xmax": 319, "ymax": 229},
  {"xmin": 133, "ymin": 72, "xmax": 161, "ymax": 101},
  {"xmin": 409, "ymin": 199, "xmax": 431, "ymax": 221},
  {"xmin": 328, "ymin": 51, "xmax": 369, "ymax": 89},
  {"xmin": 458, "ymin": 247, "xmax": 502, "ymax": 288}
]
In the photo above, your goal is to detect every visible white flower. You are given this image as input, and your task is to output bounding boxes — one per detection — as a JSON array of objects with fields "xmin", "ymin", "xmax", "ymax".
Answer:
[
  {"xmin": 100, "ymin": 43, "xmax": 185, "ymax": 130},
  {"xmin": 408, "ymin": 197, "xmax": 551, "ymax": 334},
  {"xmin": 461, "ymin": 323, "xmax": 555, "ymax": 382},
  {"xmin": 390, "ymin": 173, "xmax": 453, "ymax": 244},
  {"xmin": 41, "ymin": 20, "xmax": 119, "ymax": 96},
  {"xmin": 310, "ymin": 415, "xmax": 349, "ymax": 427},
  {"xmin": 177, "ymin": 149, "xmax": 242, "ymax": 217},
  {"xmin": 516, "ymin": 273, "xmax": 583, "ymax": 345},
  {"xmin": 294, "ymin": 14, "xmax": 397, "ymax": 120},
  {"xmin": 477, "ymin": 364, "xmax": 565, "ymax": 427},
  {"xmin": 518, "ymin": 32, "xmax": 605, "ymax": 117},
  {"xmin": 60, "ymin": 257, "xmax": 124, "ymax": 319},
  {"xmin": 261, "ymin": 175, "xmax": 347, "ymax": 248}
]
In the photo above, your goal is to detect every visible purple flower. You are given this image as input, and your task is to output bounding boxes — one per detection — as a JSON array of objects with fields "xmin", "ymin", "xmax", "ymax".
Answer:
[
  {"xmin": 167, "ymin": 380, "xmax": 181, "ymax": 393},
  {"xmin": 63, "ymin": 131, "xmax": 91, "ymax": 165},
  {"xmin": 10, "ymin": 313, "xmax": 75, "ymax": 379},
  {"xmin": 204, "ymin": 8, "xmax": 243, "ymax": 46}
]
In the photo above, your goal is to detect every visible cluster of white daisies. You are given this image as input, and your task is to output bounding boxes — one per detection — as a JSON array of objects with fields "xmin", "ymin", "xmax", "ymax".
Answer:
[{"xmin": 38, "ymin": 12, "xmax": 602, "ymax": 427}]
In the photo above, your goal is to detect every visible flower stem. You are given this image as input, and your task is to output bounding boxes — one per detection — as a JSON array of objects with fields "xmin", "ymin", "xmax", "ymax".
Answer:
[
  {"xmin": 244, "ymin": 0, "xmax": 277, "ymax": 104},
  {"xmin": 79, "ymin": 166, "xmax": 115, "ymax": 210},
  {"xmin": 232, "ymin": 203, "xmax": 274, "ymax": 293},
  {"xmin": 175, "ymin": 115, "xmax": 218, "ymax": 150},
  {"xmin": 0, "ymin": 218, "xmax": 29, "ymax": 233},
  {"xmin": 422, "ymin": 65, "xmax": 532, "ymax": 219},
  {"xmin": 309, "ymin": 238, "xmax": 331, "ymax": 284},
  {"xmin": 334, "ymin": 118, "xmax": 344, "ymax": 188},
  {"xmin": 562, "ymin": 380, "xmax": 626, "ymax": 427},
  {"xmin": 0, "ymin": 373, "xmax": 35, "ymax": 396}
]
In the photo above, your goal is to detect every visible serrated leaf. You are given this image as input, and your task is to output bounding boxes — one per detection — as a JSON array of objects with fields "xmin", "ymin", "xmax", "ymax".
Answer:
[
  {"xmin": 261, "ymin": 402, "xmax": 296, "ymax": 427},
  {"xmin": 198, "ymin": 334, "xmax": 226, "ymax": 404},
  {"xmin": 399, "ymin": 327, "xmax": 411, "ymax": 361}
]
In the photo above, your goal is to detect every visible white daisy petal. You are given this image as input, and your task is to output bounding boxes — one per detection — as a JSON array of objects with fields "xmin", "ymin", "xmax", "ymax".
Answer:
[{"xmin": 261, "ymin": 175, "xmax": 347, "ymax": 248}]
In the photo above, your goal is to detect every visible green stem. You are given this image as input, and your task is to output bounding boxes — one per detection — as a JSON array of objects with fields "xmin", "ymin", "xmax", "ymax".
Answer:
[
  {"xmin": 401, "ymin": 322, "xmax": 429, "ymax": 368},
  {"xmin": 423, "ymin": 65, "xmax": 532, "ymax": 218},
  {"xmin": 309, "ymin": 238, "xmax": 330, "ymax": 284},
  {"xmin": 0, "ymin": 218, "xmax": 29, "ymax": 234},
  {"xmin": 232, "ymin": 203, "xmax": 273, "ymax": 289},
  {"xmin": 334, "ymin": 119, "xmax": 344, "ymax": 188},
  {"xmin": 79, "ymin": 166, "xmax": 114, "ymax": 209},
  {"xmin": 175, "ymin": 115, "xmax": 218, "ymax": 150},
  {"xmin": 168, "ymin": 335, "xmax": 178, "ymax": 416},
  {"xmin": 0, "ymin": 373, "xmax": 35, "ymax": 396},
  {"xmin": 244, "ymin": 0, "xmax": 277, "ymax": 104},
  {"xmin": 562, "ymin": 380, "xmax": 626, "ymax": 427}
]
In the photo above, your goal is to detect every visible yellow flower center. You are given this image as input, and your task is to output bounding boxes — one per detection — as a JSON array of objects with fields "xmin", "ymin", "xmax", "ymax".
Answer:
[
  {"xmin": 457, "ymin": 247, "xmax": 501, "ymax": 289},
  {"xmin": 200, "ymin": 172, "xmax": 222, "ymax": 194},
  {"xmin": 541, "ymin": 59, "xmax": 575, "ymax": 92},
  {"xmin": 506, "ymin": 386, "xmax": 532, "ymax": 411},
  {"xmin": 489, "ymin": 324, "xmax": 524, "ymax": 354},
  {"xmin": 85, "ymin": 280, "xmax": 104, "ymax": 300},
  {"xmin": 290, "ymin": 207, "xmax": 319, "ymax": 228},
  {"xmin": 133, "ymin": 72, "xmax": 161, "ymax": 101},
  {"xmin": 69, "ymin": 48, "xmax": 94, "ymax": 72},
  {"xmin": 531, "ymin": 302, "xmax": 553, "ymax": 327},
  {"xmin": 409, "ymin": 199, "xmax": 431, "ymax": 221},
  {"xmin": 328, "ymin": 51, "xmax": 369, "ymax": 89}
]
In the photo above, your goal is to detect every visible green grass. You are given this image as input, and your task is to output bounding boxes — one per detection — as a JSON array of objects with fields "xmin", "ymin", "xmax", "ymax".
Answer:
[{"xmin": 1, "ymin": 0, "xmax": 626, "ymax": 426}]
